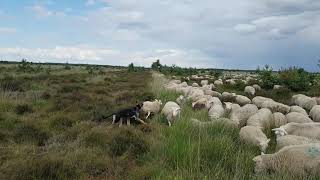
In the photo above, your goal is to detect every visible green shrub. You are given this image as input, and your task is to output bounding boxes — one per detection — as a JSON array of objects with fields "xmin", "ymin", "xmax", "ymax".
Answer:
[
  {"xmin": 109, "ymin": 128, "xmax": 149, "ymax": 158},
  {"xmin": 15, "ymin": 104, "xmax": 33, "ymax": 115},
  {"xmin": 279, "ymin": 67, "xmax": 313, "ymax": 91},
  {"xmin": 0, "ymin": 76, "xmax": 24, "ymax": 91},
  {"xmin": 14, "ymin": 123, "xmax": 49, "ymax": 146},
  {"xmin": 258, "ymin": 65, "xmax": 279, "ymax": 89},
  {"xmin": 49, "ymin": 115, "xmax": 74, "ymax": 131}
]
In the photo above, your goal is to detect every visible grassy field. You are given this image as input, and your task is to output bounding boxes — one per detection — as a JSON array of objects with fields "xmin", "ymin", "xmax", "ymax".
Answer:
[{"xmin": 0, "ymin": 63, "xmax": 319, "ymax": 179}]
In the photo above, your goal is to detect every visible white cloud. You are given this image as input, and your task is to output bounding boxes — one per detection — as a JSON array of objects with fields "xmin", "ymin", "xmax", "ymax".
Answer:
[
  {"xmin": 29, "ymin": 5, "xmax": 65, "ymax": 18},
  {"xmin": 0, "ymin": 46, "xmax": 219, "ymax": 68},
  {"xmin": 0, "ymin": 27, "xmax": 17, "ymax": 33},
  {"xmin": 234, "ymin": 24, "xmax": 257, "ymax": 34},
  {"xmin": 86, "ymin": 0, "xmax": 96, "ymax": 6}
]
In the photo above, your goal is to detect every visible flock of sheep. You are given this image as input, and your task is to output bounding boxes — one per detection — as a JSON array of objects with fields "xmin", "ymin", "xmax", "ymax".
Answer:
[{"xmin": 142, "ymin": 73, "xmax": 320, "ymax": 176}]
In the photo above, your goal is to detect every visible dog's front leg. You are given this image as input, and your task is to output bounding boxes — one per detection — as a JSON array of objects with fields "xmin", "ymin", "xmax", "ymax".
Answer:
[
  {"xmin": 127, "ymin": 119, "xmax": 131, "ymax": 126},
  {"xmin": 112, "ymin": 115, "xmax": 116, "ymax": 124},
  {"xmin": 119, "ymin": 118, "xmax": 123, "ymax": 127}
]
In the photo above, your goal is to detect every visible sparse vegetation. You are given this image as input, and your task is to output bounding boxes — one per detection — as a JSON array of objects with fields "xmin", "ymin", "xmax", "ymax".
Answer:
[{"xmin": 0, "ymin": 61, "xmax": 319, "ymax": 179}]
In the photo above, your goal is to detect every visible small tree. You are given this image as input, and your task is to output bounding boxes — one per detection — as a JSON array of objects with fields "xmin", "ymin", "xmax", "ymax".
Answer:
[
  {"xmin": 279, "ymin": 67, "xmax": 312, "ymax": 91},
  {"xmin": 128, "ymin": 63, "xmax": 135, "ymax": 72}
]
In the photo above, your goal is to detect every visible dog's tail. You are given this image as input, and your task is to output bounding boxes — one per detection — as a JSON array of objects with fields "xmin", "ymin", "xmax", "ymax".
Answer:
[{"xmin": 102, "ymin": 113, "xmax": 114, "ymax": 120}]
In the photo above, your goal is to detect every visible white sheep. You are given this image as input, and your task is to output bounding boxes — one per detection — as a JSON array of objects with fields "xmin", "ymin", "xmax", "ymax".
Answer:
[
  {"xmin": 192, "ymin": 98, "xmax": 208, "ymax": 110},
  {"xmin": 201, "ymin": 80, "xmax": 209, "ymax": 86},
  {"xmin": 208, "ymin": 104, "xmax": 225, "ymax": 120},
  {"xmin": 192, "ymin": 82, "xmax": 199, "ymax": 87},
  {"xmin": 286, "ymin": 112, "xmax": 313, "ymax": 123},
  {"xmin": 253, "ymin": 143, "xmax": 320, "ymax": 175},
  {"xmin": 203, "ymin": 90, "xmax": 222, "ymax": 99},
  {"xmin": 222, "ymin": 92, "xmax": 237, "ymax": 102},
  {"xmin": 273, "ymin": 112, "xmax": 287, "ymax": 128},
  {"xmin": 161, "ymin": 101, "xmax": 181, "ymax": 126},
  {"xmin": 142, "ymin": 99, "xmax": 163, "ymax": 119},
  {"xmin": 239, "ymin": 126, "xmax": 270, "ymax": 153},
  {"xmin": 310, "ymin": 105, "xmax": 320, "ymax": 122},
  {"xmin": 272, "ymin": 122, "xmax": 320, "ymax": 140},
  {"xmin": 235, "ymin": 95, "xmax": 251, "ymax": 106},
  {"xmin": 252, "ymin": 84, "xmax": 261, "ymax": 91},
  {"xmin": 230, "ymin": 104, "xmax": 258, "ymax": 127},
  {"xmin": 214, "ymin": 80, "xmax": 223, "ymax": 86},
  {"xmin": 252, "ymin": 96, "xmax": 274, "ymax": 108},
  {"xmin": 290, "ymin": 105, "xmax": 308, "ymax": 116},
  {"xmin": 273, "ymin": 85, "xmax": 282, "ymax": 89},
  {"xmin": 313, "ymin": 97, "xmax": 320, "ymax": 105},
  {"xmin": 176, "ymin": 95, "xmax": 186, "ymax": 105},
  {"xmin": 188, "ymin": 89, "xmax": 205, "ymax": 101},
  {"xmin": 244, "ymin": 86, "xmax": 255, "ymax": 96},
  {"xmin": 276, "ymin": 135, "xmax": 320, "ymax": 151},
  {"xmin": 224, "ymin": 102, "xmax": 241, "ymax": 116},
  {"xmin": 261, "ymin": 100, "xmax": 290, "ymax": 114},
  {"xmin": 292, "ymin": 94, "xmax": 317, "ymax": 111},
  {"xmin": 247, "ymin": 108, "xmax": 274, "ymax": 130}
]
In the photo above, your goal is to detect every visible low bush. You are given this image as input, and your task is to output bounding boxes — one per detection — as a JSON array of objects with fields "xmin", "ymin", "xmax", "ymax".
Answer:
[
  {"xmin": 14, "ymin": 123, "xmax": 49, "ymax": 146},
  {"xmin": 279, "ymin": 67, "xmax": 313, "ymax": 91},
  {"xmin": 15, "ymin": 104, "xmax": 33, "ymax": 115}
]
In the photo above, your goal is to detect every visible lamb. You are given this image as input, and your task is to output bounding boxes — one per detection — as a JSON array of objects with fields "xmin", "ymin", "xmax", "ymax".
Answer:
[
  {"xmin": 201, "ymin": 80, "xmax": 209, "ymax": 86},
  {"xmin": 208, "ymin": 104, "xmax": 225, "ymax": 120},
  {"xmin": 244, "ymin": 86, "xmax": 255, "ymax": 96},
  {"xmin": 142, "ymin": 99, "xmax": 163, "ymax": 119},
  {"xmin": 221, "ymin": 92, "xmax": 237, "ymax": 102},
  {"xmin": 252, "ymin": 84, "xmax": 261, "ymax": 91},
  {"xmin": 252, "ymin": 96, "xmax": 273, "ymax": 108},
  {"xmin": 230, "ymin": 104, "xmax": 258, "ymax": 127},
  {"xmin": 176, "ymin": 95, "xmax": 186, "ymax": 105},
  {"xmin": 272, "ymin": 122, "xmax": 320, "ymax": 140},
  {"xmin": 239, "ymin": 126, "xmax": 270, "ymax": 153},
  {"xmin": 247, "ymin": 108, "xmax": 274, "ymax": 130},
  {"xmin": 292, "ymin": 94, "xmax": 317, "ymax": 111},
  {"xmin": 253, "ymin": 143, "xmax": 320, "ymax": 175},
  {"xmin": 161, "ymin": 101, "xmax": 181, "ymax": 126},
  {"xmin": 290, "ymin": 105, "xmax": 308, "ymax": 116},
  {"xmin": 310, "ymin": 105, "xmax": 320, "ymax": 122},
  {"xmin": 276, "ymin": 135, "xmax": 320, "ymax": 151},
  {"xmin": 286, "ymin": 112, "xmax": 313, "ymax": 123},
  {"xmin": 235, "ymin": 95, "xmax": 251, "ymax": 106},
  {"xmin": 261, "ymin": 100, "xmax": 290, "ymax": 114},
  {"xmin": 273, "ymin": 112, "xmax": 287, "ymax": 128}
]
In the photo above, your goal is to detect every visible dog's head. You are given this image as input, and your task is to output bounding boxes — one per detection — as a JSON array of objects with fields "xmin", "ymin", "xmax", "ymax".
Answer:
[{"xmin": 136, "ymin": 102, "xmax": 143, "ymax": 110}]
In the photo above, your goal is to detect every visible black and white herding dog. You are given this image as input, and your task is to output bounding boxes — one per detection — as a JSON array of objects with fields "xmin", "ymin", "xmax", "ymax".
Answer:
[{"xmin": 104, "ymin": 103, "xmax": 146, "ymax": 127}]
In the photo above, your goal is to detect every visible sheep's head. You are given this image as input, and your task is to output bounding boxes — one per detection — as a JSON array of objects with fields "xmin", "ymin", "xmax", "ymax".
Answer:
[
  {"xmin": 272, "ymin": 127, "xmax": 287, "ymax": 137},
  {"xmin": 253, "ymin": 155, "xmax": 267, "ymax": 174},
  {"xmin": 172, "ymin": 107, "xmax": 181, "ymax": 118},
  {"xmin": 259, "ymin": 139, "xmax": 270, "ymax": 153}
]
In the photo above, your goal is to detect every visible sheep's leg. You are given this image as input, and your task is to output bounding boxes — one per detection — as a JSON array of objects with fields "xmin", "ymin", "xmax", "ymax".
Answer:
[
  {"xmin": 112, "ymin": 115, "xmax": 116, "ymax": 124},
  {"xmin": 168, "ymin": 120, "xmax": 172, "ymax": 127},
  {"xmin": 135, "ymin": 117, "xmax": 147, "ymax": 124},
  {"xmin": 119, "ymin": 118, "xmax": 123, "ymax": 127},
  {"xmin": 146, "ymin": 111, "xmax": 151, "ymax": 119}
]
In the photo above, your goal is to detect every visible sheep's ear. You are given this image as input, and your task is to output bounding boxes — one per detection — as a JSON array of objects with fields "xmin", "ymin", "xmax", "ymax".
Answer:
[
  {"xmin": 253, "ymin": 156, "xmax": 262, "ymax": 162},
  {"xmin": 192, "ymin": 102, "xmax": 196, "ymax": 107},
  {"xmin": 261, "ymin": 152, "xmax": 265, "ymax": 155}
]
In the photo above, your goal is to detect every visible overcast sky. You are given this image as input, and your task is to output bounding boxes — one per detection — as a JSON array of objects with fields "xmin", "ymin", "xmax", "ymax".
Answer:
[{"xmin": 0, "ymin": 0, "xmax": 319, "ymax": 71}]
